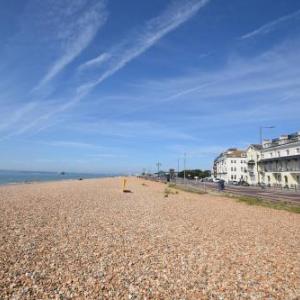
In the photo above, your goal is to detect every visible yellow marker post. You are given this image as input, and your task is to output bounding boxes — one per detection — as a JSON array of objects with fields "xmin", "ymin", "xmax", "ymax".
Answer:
[{"xmin": 122, "ymin": 178, "xmax": 127, "ymax": 192}]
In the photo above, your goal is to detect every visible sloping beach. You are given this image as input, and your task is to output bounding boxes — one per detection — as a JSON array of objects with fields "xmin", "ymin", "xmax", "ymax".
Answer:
[{"xmin": 0, "ymin": 177, "xmax": 299, "ymax": 299}]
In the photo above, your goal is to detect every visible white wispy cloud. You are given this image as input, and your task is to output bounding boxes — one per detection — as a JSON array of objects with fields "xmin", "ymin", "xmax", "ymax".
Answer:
[
  {"xmin": 33, "ymin": 0, "xmax": 108, "ymax": 91},
  {"xmin": 122, "ymin": 41, "xmax": 300, "ymax": 105},
  {"xmin": 241, "ymin": 9, "xmax": 300, "ymax": 40},
  {"xmin": 85, "ymin": 39, "xmax": 300, "ymax": 129},
  {"xmin": 78, "ymin": 52, "xmax": 111, "ymax": 71},
  {"xmin": 0, "ymin": 101, "xmax": 37, "ymax": 132},
  {"xmin": 11, "ymin": 37, "xmax": 300, "ymax": 140},
  {"xmin": 3, "ymin": 89, "xmax": 90, "ymax": 139},
  {"xmin": 67, "ymin": 120, "xmax": 196, "ymax": 141},
  {"xmin": 168, "ymin": 144, "xmax": 228, "ymax": 158},
  {"xmin": 7, "ymin": 0, "xmax": 210, "ymax": 137},
  {"xmin": 87, "ymin": 153, "xmax": 127, "ymax": 158},
  {"xmin": 77, "ymin": 0, "xmax": 210, "ymax": 94},
  {"xmin": 43, "ymin": 140, "xmax": 104, "ymax": 149}
]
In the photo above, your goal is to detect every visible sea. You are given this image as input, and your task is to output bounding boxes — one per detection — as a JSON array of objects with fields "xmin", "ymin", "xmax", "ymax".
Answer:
[{"xmin": 0, "ymin": 170, "xmax": 115, "ymax": 185}]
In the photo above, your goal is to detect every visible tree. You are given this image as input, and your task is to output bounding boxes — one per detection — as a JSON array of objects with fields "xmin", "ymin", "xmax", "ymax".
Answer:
[{"xmin": 177, "ymin": 169, "xmax": 211, "ymax": 179}]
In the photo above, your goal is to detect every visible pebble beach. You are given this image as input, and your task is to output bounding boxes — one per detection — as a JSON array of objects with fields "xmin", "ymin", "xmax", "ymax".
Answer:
[{"xmin": 0, "ymin": 177, "xmax": 299, "ymax": 299}]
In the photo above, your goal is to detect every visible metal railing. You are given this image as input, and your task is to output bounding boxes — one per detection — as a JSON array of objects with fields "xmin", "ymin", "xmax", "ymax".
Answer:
[{"xmin": 139, "ymin": 176, "xmax": 300, "ymax": 204}]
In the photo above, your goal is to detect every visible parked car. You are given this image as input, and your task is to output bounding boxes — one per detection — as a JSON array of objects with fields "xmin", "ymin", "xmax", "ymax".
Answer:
[
  {"xmin": 238, "ymin": 180, "xmax": 250, "ymax": 186},
  {"xmin": 213, "ymin": 178, "xmax": 221, "ymax": 183},
  {"xmin": 258, "ymin": 182, "xmax": 266, "ymax": 189},
  {"xmin": 202, "ymin": 177, "xmax": 213, "ymax": 182},
  {"xmin": 229, "ymin": 180, "xmax": 239, "ymax": 185}
]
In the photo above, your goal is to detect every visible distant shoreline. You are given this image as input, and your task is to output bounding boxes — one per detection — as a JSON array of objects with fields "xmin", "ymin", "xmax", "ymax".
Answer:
[
  {"xmin": 0, "ymin": 170, "xmax": 121, "ymax": 186},
  {"xmin": 0, "ymin": 176, "xmax": 124, "ymax": 187}
]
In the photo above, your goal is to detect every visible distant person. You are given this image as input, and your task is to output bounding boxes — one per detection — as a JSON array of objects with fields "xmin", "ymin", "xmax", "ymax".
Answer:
[
  {"xmin": 166, "ymin": 174, "xmax": 170, "ymax": 182},
  {"xmin": 218, "ymin": 180, "xmax": 225, "ymax": 191}
]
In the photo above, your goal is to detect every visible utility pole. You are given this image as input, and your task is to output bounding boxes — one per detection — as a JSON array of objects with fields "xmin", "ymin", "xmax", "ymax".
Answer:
[
  {"xmin": 156, "ymin": 161, "xmax": 161, "ymax": 178},
  {"xmin": 183, "ymin": 153, "xmax": 186, "ymax": 184}
]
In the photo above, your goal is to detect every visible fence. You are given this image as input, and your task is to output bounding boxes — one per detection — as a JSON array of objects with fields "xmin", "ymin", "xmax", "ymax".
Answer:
[{"xmin": 140, "ymin": 176, "xmax": 300, "ymax": 205}]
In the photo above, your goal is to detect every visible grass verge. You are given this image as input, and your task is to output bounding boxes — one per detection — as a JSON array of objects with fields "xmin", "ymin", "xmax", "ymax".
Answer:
[
  {"xmin": 167, "ymin": 183, "xmax": 207, "ymax": 195},
  {"xmin": 232, "ymin": 195, "xmax": 300, "ymax": 214},
  {"xmin": 159, "ymin": 181, "xmax": 300, "ymax": 214},
  {"xmin": 164, "ymin": 188, "xmax": 179, "ymax": 197}
]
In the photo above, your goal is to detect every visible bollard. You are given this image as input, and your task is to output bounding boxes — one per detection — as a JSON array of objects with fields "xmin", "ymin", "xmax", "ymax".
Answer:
[{"xmin": 122, "ymin": 178, "xmax": 127, "ymax": 192}]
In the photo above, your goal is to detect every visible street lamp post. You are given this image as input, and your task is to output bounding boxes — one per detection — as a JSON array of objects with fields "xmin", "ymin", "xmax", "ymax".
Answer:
[
  {"xmin": 260, "ymin": 126, "xmax": 275, "ymax": 145},
  {"xmin": 177, "ymin": 158, "xmax": 180, "ymax": 184},
  {"xmin": 183, "ymin": 152, "xmax": 186, "ymax": 184}
]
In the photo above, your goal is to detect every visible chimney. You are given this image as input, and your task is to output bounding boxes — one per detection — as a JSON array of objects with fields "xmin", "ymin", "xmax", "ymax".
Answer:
[
  {"xmin": 279, "ymin": 135, "xmax": 288, "ymax": 145},
  {"xmin": 262, "ymin": 139, "xmax": 271, "ymax": 148}
]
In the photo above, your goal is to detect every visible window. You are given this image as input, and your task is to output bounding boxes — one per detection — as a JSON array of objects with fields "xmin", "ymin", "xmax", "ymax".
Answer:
[
  {"xmin": 241, "ymin": 167, "xmax": 243, "ymax": 171},
  {"xmin": 270, "ymin": 152, "xmax": 273, "ymax": 157},
  {"xmin": 286, "ymin": 150, "xmax": 290, "ymax": 155},
  {"xmin": 277, "ymin": 151, "xmax": 280, "ymax": 157},
  {"xmin": 277, "ymin": 174, "xmax": 281, "ymax": 182},
  {"xmin": 297, "ymin": 148, "xmax": 300, "ymax": 154}
]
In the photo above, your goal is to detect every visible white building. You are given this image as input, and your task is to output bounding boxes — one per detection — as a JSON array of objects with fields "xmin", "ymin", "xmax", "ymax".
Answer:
[
  {"xmin": 258, "ymin": 132, "xmax": 300, "ymax": 188},
  {"xmin": 213, "ymin": 131, "xmax": 300, "ymax": 188},
  {"xmin": 213, "ymin": 148, "xmax": 248, "ymax": 183},
  {"xmin": 245, "ymin": 144, "xmax": 262, "ymax": 185}
]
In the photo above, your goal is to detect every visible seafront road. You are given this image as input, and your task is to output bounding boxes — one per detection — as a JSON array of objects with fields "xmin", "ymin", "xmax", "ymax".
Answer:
[{"xmin": 173, "ymin": 178, "xmax": 300, "ymax": 205}]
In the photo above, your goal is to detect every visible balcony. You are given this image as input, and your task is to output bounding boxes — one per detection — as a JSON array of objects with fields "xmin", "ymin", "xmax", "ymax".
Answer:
[
  {"xmin": 259, "ymin": 155, "xmax": 300, "ymax": 173},
  {"xmin": 259, "ymin": 154, "xmax": 300, "ymax": 163},
  {"xmin": 262, "ymin": 167, "xmax": 300, "ymax": 173},
  {"xmin": 247, "ymin": 160, "xmax": 255, "ymax": 165}
]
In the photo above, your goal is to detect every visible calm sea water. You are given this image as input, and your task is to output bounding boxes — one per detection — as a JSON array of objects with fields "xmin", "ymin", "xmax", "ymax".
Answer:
[{"xmin": 0, "ymin": 170, "xmax": 114, "ymax": 185}]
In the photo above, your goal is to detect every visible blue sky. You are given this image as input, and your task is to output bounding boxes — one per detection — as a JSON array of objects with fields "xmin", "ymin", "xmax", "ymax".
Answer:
[{"xmin": 0, "ymin": 0, "xmax": 300, "ymax": 174}]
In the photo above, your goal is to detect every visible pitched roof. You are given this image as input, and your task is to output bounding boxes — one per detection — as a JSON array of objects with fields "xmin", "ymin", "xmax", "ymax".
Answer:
[{"xmin": 248, "ymin": 144, "xmax": 262, "ymax": 150}]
